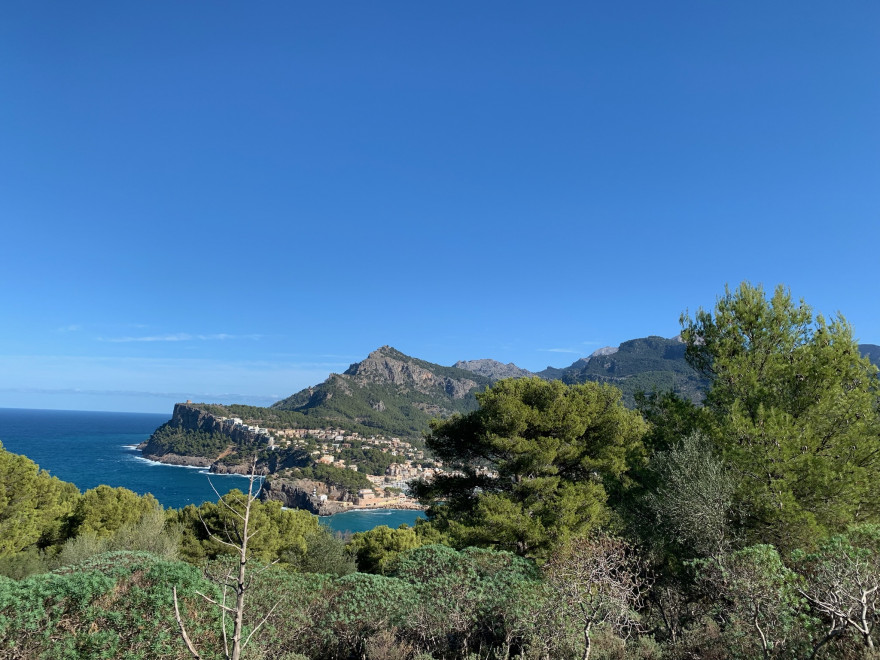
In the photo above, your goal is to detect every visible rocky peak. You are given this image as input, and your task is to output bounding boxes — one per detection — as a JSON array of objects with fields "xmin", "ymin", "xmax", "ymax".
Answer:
[
  {"xmin": 453, "ymin": 359, "xmax": 535, "ymax": 381},
  {"xmin": 589, "ymin": 345, "xmax": 619, "ymax": 358},
  {"xmin": 344, "ymin": 346, "xmax": 479, "ymax": 400}
]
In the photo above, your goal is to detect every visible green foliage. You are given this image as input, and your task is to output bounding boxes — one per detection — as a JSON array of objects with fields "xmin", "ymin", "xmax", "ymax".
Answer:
[
  {"xmin": 142, "ymin": 422, "xmax": 231, "ymax": 458},
  {"xmin": 285, "ymin": 527, "xmax": 356, "ymax": 577},
  {"xmin": 392, "ymin": 544, "xmax": 542, "ymax": 658},
  {"xmin": 557, "ymin": 336, "xmax": 710, "ymax": 406},
  {"xmin": 636, "ymin": 433, "xmax": 739, "ymax": 560},
  {"xmin": 0, "ymin": 441, "xmax": 79, "ymax": 558},
  {"xmin": 316, "ymin": 572, "xmax": 418, "ymax": 656},
  {"xmin": 634, "ymin": 389, "xmax": 712, "ymax": 454},
  {"xmin": 64, "ymin": 484, "xmax": 161, "ymax": 539},
  {"xmin": 174, "ymin": 489, "xmax": 320, "ymax": 564},
  {"xmin": 792, "ymin": 524, "xmax": 880, "ymax": 652},
  {"xmin": 414, "ymin": 378, "xmax": 647, "ymax": 559},
  {"xmin": 338, "ymin": 446, "xmax": 400, "ymax": 475},
  {"xmin": 696, "ymin": 545, "xmax": 806, "ymax": 659},
  {"xmin": 294, "ymin": 463, "xmax": 373, "ymax": 493},
  {"xmin": 347, "ymin": 524, "xmax": 428, "ymax": 574},
  {"xmin": 681, "ymin": 282, "xmax": 880, "ymax": 550},
  {"xmin": 0, "ymin": 546, "xmax": 51, "ymax": 580},
  {"xmin": 57, "ymin": 508, "xmax": 181, "ymax": 568},
  {"xmin": 0, "ymin": 551, "xmax": 225, "ymax": 659}
]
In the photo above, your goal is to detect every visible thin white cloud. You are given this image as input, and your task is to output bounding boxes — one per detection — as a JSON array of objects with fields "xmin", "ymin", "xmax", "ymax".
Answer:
[
  {"xmin": 56, "ymin": 324, "xmax": 82, "ymax": 333},
  {"xmin": 0, "ymin": 386, "xmax": 279, "ymax": 405},
  {"xmin": 99, "ymin": 333, "xmax": 192, "ymax": 343},
  {"xmin": 538, "ymin": 348, "xmax": 582, "ymax": 354},
  {"xmin": 0, "ymin": 354, "xmax": 340, "ymax": 409},
  {"xmin": 98, "ymin": 333, "xmax": 262, "ymax": 343}
]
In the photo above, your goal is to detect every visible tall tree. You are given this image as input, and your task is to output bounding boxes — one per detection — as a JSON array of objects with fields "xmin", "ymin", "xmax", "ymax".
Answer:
[
  {"xmin": 64, "ymin": 484, "xmax": 160, "ymax": 539},
  {"xmin": 681, "ymin": 283, "xmax": 880, "ymax": 549},
  {"xmin": 0, "ymin": 442, "xmax": 79, "ymax": 557},
  {"xmin": 412, "ymin": 378, "xmax": 646, "ymax": 559}
]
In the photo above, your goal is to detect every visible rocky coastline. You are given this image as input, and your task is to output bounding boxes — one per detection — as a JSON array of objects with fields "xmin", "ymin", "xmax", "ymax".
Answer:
[{"xmin": 137, "ymin": 449, "xmax": 213, "ymax": 468}]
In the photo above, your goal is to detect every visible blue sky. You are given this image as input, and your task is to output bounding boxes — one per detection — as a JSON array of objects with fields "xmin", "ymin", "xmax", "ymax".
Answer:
[{"xmin": 1, "ymin": 2, "xmax": 878, "ymax": 413}]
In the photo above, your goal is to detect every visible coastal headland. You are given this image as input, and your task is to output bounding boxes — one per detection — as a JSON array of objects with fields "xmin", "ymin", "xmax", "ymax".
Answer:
[{"xmin": 138, "ymin": 402, "xmax": 429, "ymax": 516}]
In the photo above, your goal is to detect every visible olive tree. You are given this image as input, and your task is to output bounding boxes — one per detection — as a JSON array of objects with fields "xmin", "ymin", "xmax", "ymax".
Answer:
[
  {"xmin": 544, "ymin": 534, "xmax": 651, "ymax": 660},
  {"xmin": 793, "ymin": 524, "xmax": 880, "ymax": 656}
]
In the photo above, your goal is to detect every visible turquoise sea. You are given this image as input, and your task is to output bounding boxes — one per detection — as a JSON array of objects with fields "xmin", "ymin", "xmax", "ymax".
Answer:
[{"xmin": 0, "ymin": 408, "xmax": 423, "ymax": 534}]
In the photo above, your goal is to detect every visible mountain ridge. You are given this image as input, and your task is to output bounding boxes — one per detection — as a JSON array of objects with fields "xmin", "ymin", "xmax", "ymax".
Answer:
[{"xmin": 270, "ymin": 345, "xmax": 493, "ymax": 437}]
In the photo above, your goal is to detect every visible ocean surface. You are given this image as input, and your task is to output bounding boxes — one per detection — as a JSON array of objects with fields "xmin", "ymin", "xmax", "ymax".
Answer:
[{"xmin": 0, "ymin": 408, "xmax": 423, "ymax": 534}]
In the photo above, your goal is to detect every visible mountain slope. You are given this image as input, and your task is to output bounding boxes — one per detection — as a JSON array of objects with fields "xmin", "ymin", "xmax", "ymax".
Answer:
[
  {"xmin": 860, "ymin": 343, "xmax": 880, "ymax": 366},
  {"xmin": 549, "ymin": 336, "xmax": 708, "ymax": 404},
  {"xmin": 452, "ymin": 359, "xmax": 535, "ymax": 380},
  {"xmin": 271, "ymin": 346, "xmax": 493, "ymax": 437}
]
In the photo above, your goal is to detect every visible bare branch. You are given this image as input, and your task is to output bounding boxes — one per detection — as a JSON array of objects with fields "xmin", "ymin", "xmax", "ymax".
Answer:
[
  {"xmin": 173, "ymin": 587, "xmax": 202, "ymax": 660},
  {"xmin": 241, "ymin": 598, "xmax": 283, "ymax": 650}
]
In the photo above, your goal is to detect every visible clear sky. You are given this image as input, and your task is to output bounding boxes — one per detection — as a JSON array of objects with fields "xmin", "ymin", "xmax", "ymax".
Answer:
[{"xmin": 1, "ymin": 2, "xmax": 878, "ymax": 413}]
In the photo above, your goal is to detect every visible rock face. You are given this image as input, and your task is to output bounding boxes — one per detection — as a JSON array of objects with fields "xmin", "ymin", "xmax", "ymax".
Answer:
[
  {"xmin": 453, "ymin": 359, "xmax": 535, "ymax": 381},
  {"xmin": 270, "ymin": 346, "xmax": 493, "ymax": 438},
  {"xmin": 138, "ymin": 402, "xmax": 268, "ymax": 469},
  {"xmin": 347, "ymin": 347, "xmax": 478, "ymax": 399},
  {"xmin": 144, "ymin": 453, "xmax": 213, "ymax": 468},
  {"xmin": 259, "ymin": 478, "xmax": 354, "ymax": 516},
  {"xmin": 169, "ymin": 403, "xmax": 219, "ymax": 433}
]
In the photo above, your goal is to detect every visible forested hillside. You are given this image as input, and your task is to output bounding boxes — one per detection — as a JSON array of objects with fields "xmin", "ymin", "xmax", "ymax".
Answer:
[{"xmin": 271, "ymin": 346, "xmax": 493, "ymax": 437}]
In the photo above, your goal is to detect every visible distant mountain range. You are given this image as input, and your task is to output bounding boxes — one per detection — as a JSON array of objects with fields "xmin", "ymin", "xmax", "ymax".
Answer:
[
  {"xmin": 163, "ymin": 339, "xmax": 875, "ymax": 442},
  {"xmin": 455, "ymin": 336, "xmax": 709, "ymax": 406}
]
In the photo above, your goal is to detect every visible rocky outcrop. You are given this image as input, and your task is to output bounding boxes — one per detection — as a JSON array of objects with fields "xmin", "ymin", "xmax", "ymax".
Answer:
[
  {"xmin": 346, "ymin": 347, "xmax": 478, "ymax": 400},
  {"xmin": 140, "ymin": 452, "xmax": 212, "ymax": 467},
  {"xmin": 453, "ymin": 359, "xmax": 535, "ymax": 381},
  {"xmin": 170, "ymin": 403, "xmax": 220, "ymax": 433},
  {"xmin": 138, "ymin": 403, "xmax": 267, "ymax": 463},
  {"xmin": 259, "ymin": 478, "xmax": 355, "ymax": 516},
  {"xmin": 170, "ymin": 403, "xmax": 265, "ymax": 446}
]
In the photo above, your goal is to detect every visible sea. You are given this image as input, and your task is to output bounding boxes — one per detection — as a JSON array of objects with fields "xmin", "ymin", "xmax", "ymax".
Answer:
[{"xmin": 0, "ymin": 407, "xmax": 424, "ymax": 534}]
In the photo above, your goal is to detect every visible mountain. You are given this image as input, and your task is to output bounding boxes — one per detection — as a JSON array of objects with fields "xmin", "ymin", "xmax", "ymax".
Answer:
[
  {"xmin": 860, "ymin": 343, "xmax": 880, "ymax": 366},
  {"xmin": 549, "ymin": 336, "xmax": 708, "ymax": 405},
  {"xmin": 454, "ymin": 337, "xmax": 708, "ymax": 406},
  {"xmin": 452, "ymin": 359, "xmax": 535, "ymax": 380},
  {"xmin": 271, "ymin": 346, "xmax": 493, "ymax": 437}
]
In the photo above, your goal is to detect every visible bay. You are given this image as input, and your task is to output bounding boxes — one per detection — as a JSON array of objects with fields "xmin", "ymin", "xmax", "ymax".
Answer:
[{"xmin": 0, "ymin": 407, "xmax": 424, "ymax": 532}]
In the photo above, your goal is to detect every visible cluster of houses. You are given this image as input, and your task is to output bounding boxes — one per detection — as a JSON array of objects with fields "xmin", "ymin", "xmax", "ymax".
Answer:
[{"xmin": 217, "ymin": 418, "xmax": 444, "ymax": 496}]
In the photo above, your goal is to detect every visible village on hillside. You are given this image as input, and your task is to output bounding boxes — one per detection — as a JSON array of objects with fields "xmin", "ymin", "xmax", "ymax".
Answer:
[{"xmin": 216, "ymin": 414, "xmax": 444, "ymax": 509}]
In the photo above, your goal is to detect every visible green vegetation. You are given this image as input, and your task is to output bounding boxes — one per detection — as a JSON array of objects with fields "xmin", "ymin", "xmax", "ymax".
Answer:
[
  {"xmin": 413, "ymin": 377, "xmax": 647, "ymax": 559},
  {"xmin": 541, "ymin": 336, "xmax": 710, "ymax": 406},
  {"xmin": 681, "ymin": 282, "xmax": 880, "ymax": 550},
  {"xmin": 295, "ymin": 463, "xmax": 373, "ymax": 493},
  {"xmin": 271, "ymin": 347, "xmax": 494, "ymax": 437},
  {"xmin": 173, "ymin": 490, "xmax": 320, "ymax": 564},
  {"xmin": 2, "ymin": 283, "xmax": 880, "ymax": 658},
  {"xmin": 143, "ymin": 423, "xmax": 231, "ymax": 458},
  {"xmin": 338, "ymin": 445, "xmax": 400, "ymax": 475},
  {"xmin": 0, "ymin": 441, "xmax": 79, "ymax": 557}
]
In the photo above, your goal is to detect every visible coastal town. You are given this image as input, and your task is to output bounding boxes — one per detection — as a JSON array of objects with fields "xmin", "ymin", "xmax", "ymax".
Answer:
[{"xmin": 214, "ymin": 412, "xmax": 442, "ymax": 510}]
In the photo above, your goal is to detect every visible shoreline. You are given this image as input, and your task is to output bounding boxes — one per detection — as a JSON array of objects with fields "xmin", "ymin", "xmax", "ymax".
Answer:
[
  {"xmin": 135, "ymin": 448, "xmax": 426, "ymax": 515},
  {"xmin": 318, "ymin": 506, "xmax": 426, "ymax": 518},
  {"xmin": 128, "ymin": 448, "xmax": 250, "ymax": 477}
]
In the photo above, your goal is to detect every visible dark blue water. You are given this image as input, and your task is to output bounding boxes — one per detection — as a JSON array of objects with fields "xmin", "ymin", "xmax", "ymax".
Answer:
[{"xmin": 0, "ymin": 408, "xmax": 423, "ymax": 533}]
